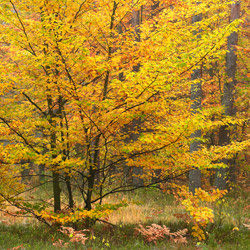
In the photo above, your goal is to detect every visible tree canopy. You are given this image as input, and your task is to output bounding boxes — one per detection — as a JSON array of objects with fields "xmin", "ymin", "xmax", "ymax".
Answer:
[{"xmin": 0, "ymin": 0, "xmax": 249, "ymax": 232}]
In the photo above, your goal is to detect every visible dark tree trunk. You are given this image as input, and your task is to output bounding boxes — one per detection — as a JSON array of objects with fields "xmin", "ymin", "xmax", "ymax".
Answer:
[
  {"xmin": 38, "ymin": 164, "xmax": 45, "ymax": 182},
  {"xmin": 51, "ymin": 130, "xmax": 61, "ymax": 212},
  {"xmin": 120, "ymin": 6, "xmax": 144, "ymax": 187},
  {"xmin": 130, "ymin": 7, "xmax": 143, "ymax": 187},
  {"xmin": 47, "ymin": 95, "xmax": 61, "ymax": 212},
  {"xmin": 215, "ymin": 1, "xmax": 240, "ymax": 190},
  {"xmin": 189, "ymin": 13, "xmax": 202, "ymax": 194},
  {"xmin": 52, "ymin": 171, "xmax": 61, "ymax": 212},
  {"xmin": 65, "ymin": 175, "xmax": 74, "ymax": 209}
]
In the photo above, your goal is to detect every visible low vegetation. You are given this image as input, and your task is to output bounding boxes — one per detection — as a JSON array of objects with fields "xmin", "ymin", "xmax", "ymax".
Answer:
[{"xmin": 1, "ymin": 186, "xmax": 250, "ymax": 250}]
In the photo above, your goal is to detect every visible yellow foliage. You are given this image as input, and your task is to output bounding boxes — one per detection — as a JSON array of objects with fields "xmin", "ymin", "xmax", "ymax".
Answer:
[
  {"xmin": 0, "ymin": 0, "xmax": 247, "ymax": 224},
  {"xmin": 176, "ymin": 186, "xmax": 227, "ymax": 241}
]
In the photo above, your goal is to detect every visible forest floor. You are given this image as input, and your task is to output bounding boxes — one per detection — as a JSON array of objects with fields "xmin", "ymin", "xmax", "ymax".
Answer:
[{"xmin": 0, "ymin": 186, "xmax": 250, "ymax": 250}]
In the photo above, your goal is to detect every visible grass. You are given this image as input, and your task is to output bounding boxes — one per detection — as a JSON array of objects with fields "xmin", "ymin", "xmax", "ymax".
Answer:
[
  {"xmin": 0, "ymin": 222, "xmax": 195, "ymax": 250},
  {"xmin": 0, "ymin": 187, "xmax": 250, "ymax": 249},
  {"xmin": 106, "ymin": 188, "xmax": 182, "ymax": 225}
]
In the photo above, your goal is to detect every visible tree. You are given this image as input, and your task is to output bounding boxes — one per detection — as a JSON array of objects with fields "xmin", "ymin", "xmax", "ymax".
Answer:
[
  {"xmin": 189, "ymin": 9, "xmax": 202, "ymax": 194},
  {"xmin": 215, "ymin": 1, "xmax": 240, "ymax": 189}
]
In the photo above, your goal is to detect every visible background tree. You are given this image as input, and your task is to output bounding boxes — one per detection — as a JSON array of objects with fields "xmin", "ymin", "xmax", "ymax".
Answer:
[
  {"xmin": 189, "ymin": 8, "xmax": 202, "ymax": 194},
  {"xmin": 215, "ymin": 1, "xmax": 241, "ymax": 189}
]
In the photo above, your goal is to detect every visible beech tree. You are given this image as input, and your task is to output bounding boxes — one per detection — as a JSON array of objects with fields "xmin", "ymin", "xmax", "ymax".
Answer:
[
  {"xmin": 0, "ymin": 0, "xmax": 249, "ymax": 225},
  {"xmin": 189, "ymin": 9, "xmax": 202, "ymax": 194},
  {"xmin": 215, "ymin": 1, "xmax": 240, "ymax": 189}
]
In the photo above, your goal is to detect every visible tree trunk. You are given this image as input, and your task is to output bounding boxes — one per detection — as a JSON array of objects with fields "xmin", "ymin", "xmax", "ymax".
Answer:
[
  {"xmin": 119, "ymin": 6, "xmax": 144, "ymax": 187},
  {"xmin": 47, "ymin": 95, "xmax": 61, "ymax": 212},
  {"xmin": 189, "ymin": 13, "xmax": 202, "ymax": 194},
  {"xmin": 38, "ymin": 164, "xmax": 45, "ymax": 182},
  {"xmin": 52, "ymin": 171, "xmax": 61, "ymax": 212},
  {"xmin": 215, "ymin": 1, "xmax": 240, "ymax": 190},
  {"xmin": 65, "ymin": 175, "xmax": 74, "ymax": 209},
  {"xmin": 51, "ymin": 130, "xmax": 61, "ymax": 212},
  {"xmin": 130, "ymin": 7, "xmax": 144, "ymax": 187}
]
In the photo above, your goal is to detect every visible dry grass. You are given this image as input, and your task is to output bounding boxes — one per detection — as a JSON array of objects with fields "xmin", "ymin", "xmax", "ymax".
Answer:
[
  {"xmin": 108, "ymin": 203, "xmax": 184, "ymax": 225},
  {"xmin": 0, "ymin": 190, "xmax": 185, "ymax": 227},
  {"xmin": 103, "ymin": 192, "xmax": 184, "ymax": 225},
  {"xmin": 0, "ymin": 207, "xmax": 35, "ymax": 225}
]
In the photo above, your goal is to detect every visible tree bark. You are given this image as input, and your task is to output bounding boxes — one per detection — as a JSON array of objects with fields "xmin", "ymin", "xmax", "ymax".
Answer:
[
  {"xmin": 52, "ymin": 171, "xmax": 61, "ymax": 212},
  {"xmin": 47, "ymin": 95, "xmax": 61, "ymax": 212},
  {"xmin": 130, "ymin": 7, "xmax": 144, "ymax": 187},
  {"xmin": 189, "ymin": 13, "xmax": 202, "ymax": 194},
  {"xmin": 215, "ymin": 1, "xmax": 240, "ymax": 190},
  {"xmin": 118, "ymin": 5, "xmax": 144, "ymax": 187}
]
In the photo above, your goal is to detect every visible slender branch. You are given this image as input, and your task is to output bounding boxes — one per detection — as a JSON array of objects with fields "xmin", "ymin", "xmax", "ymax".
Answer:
[
  {"xmin": 77, "ymin": 105, "xmax": 107, "ymax": 141},
  {"xmin": 97, "ymin": 129, "xmax": 186, "ymax": 173},
  {"xmin": 102, "ymin": 91, "xmax": 159, "ymax": 135},
  {"xmin": 96, "ymin": 218, "xmax": 117, "ymax": 227},
  {"xmin": 135, "ymin": 72, "xmax": 159, "ymax": 99},
  {"xmin": 6, "ymin": 181, "xmax": 51, "ymax": 199},
  {"xmin": 103, "ymin": 1, "xmax": 118, "ymax": 99},
  {"xmin": 54, "ymin": 40, "xmax": 77, "ymax": 90},
  {"xmin": 9, "ymin": 0, "xmax": 36, "ymax": 56},
  {"xmin": 0, "ymin": 117, "xmax": 40, "ymax": 154},
  {"xmin": 12, "ymin": 174, "xmax": 52, "ymax": 179},
  {"xmin": 91, "ymin": 169, "xmax": 191, "ymax": 203},
  {"xmin": 22, "ymin": 92, "xmax": 47, "ymax": 117},
  {"xmin": 73, "ymin": 0, "xmax": 88, "ymax": 22},
  {"xmin": 180, "ymin": 22, "xmax": 237, "ymax": 76},
  {"xmin": 0, "ymin": 193, "xmax": 51, "ymax": 227}
]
